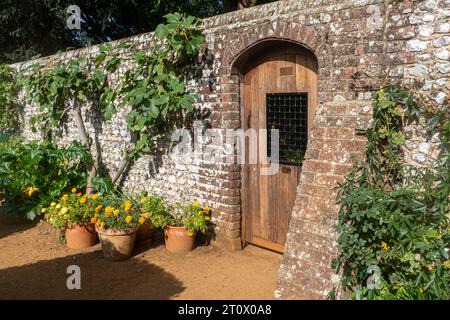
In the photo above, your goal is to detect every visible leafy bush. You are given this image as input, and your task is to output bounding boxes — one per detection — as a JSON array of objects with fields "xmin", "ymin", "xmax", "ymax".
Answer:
[
  {"xmin": 43, "ymin": 188, "xmax": 101, "ymax": 229},
  {"xmin": 93, "ymin": 193, "xmax": 144, "ymax": 230},
  {"xmin": 0, "ymin": 64, "xmax": 22, "ymax": 133},
  {"xmin": 0, "ymin": 137, "xmax": 90, "ymax": 219},
  {"xmin": 139, "ymin": 193, "xmax": 171, "ymax": 228},
  {"xmin": 333, "ymin": 85, "xmax": 450, "ymax": 300},
  {"xmin": 170, "ymin": 201, "xmax": 211, "ymax": 235}
]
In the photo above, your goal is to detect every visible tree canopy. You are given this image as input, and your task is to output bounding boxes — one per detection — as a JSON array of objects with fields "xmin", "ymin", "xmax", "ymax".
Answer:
[{"xmin": 0, "ymin": 0, "xmax": 275, "ymax": 64}]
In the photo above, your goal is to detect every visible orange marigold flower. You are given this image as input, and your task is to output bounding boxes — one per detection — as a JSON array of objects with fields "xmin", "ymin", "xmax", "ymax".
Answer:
[
  {"xmin": 91, "ymin": 194, "xmax": 99, "ymax": 200},
  {"xmin": 79, "ymin": 197, "xmax": 87, "ymax": 204},
  {"xmin": 125, "ymin": 215, "xmax": 133, "ymax": 223},
  {"xmin": 95, "ymin": 205, "xmax": 103, "ymax": 212},
  {"xmin": 205, "ymin": 216, "xmax": 211, "ymax": 221},
  {"xmin": 138, "ymin": 217, "xmax": 145, "ymax": 225}
]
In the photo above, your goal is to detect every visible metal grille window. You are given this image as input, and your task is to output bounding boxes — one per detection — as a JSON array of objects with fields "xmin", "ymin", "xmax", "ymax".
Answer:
[{"xmin": 267, "ymin": 93, "xmax": 308, "ymax": 165}]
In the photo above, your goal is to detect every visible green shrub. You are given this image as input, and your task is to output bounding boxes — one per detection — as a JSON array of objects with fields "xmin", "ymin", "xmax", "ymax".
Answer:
[
  {"xmin": 0, "ymin": 64, "xmax": 22, "ymax": 134},
  {"xmin": 333, "ymin": 85, "xmax": 450, "ymax": 300},
  {"xmin": 0, "ymin": 136, "xmax": 90, "ymax": 219}
]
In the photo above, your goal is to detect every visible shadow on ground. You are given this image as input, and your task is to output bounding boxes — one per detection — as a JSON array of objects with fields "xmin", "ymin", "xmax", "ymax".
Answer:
[
  {"xmin": 0, "ymin": 214, "xmax": 37, "ymax": 240},
  {"xmin": 0, "ymin": 241, "xmax": 186, "ymax": 299}
]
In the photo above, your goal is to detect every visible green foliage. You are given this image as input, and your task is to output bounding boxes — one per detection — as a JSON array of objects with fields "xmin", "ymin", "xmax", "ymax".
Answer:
[
  {"xmin": 94, "ymin": 193, "xmax": 143, "ymax": 230},
  {"xmin": 0, "ymin": 0, "xmax": 222, "ymax": 64},
  {"xmin": 139, "ymin": 193, "xmax": 171, "ymax": 229},
  {"xmin": 21, "ymin": 14, "xmax": 205, "ymax": 187},
  {"xmin": 0, "ymin": 64, "xmax": 22, "ymax": 133},
  {"xmin": 0, "ymin": 137, "xmax": 90, "ymax": 219},
  {"xmin": 168, "ymin": 201, "xmax": 211, "ymax": 234},
  {"xmin": 283, "ymin": 147, "xmax": 306, "ymax": 164},
  {"xmin": 21, "ymin": 57, "xmax": 107, "ymax": 137},
  {"xmin": 43, "ymin": 190, "xmax": 101, "ymax": 229},
  {"xmin": 117, "ymin": 13, "xmax": 205, "ymax": 159},
  {"xmin": 333, "ymin": 84, "xmax": 450, "ymax": 300}
]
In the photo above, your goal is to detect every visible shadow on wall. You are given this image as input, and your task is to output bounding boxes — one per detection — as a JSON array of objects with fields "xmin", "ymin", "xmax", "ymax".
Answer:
[{"xmin": 0, "ymin": 247, "xmax": 185, "ymax": 299}]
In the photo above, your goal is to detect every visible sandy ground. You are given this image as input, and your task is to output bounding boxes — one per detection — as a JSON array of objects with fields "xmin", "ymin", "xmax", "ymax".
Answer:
[{"xmin": 0, "ymin": 218, "xmax": 281, "ymax": 300}]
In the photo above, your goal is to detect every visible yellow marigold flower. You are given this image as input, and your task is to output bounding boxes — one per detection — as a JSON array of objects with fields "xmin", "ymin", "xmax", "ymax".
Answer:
[
  {"xmin": 95, "ymin": 205, "xmax": 103, "ymax": 212},
  {"xmin": 84, "ymin": 194, "xmax": 88, "ymax": 198},
  {"xmin": 113, "ymin": 209, "xmax": 120, "ymax": 216},
  {"xmin": 123, "ymin": 200, "xmax": 132, "ymax": 213},
  {"xmin": 50, "ymin": 202, "xmax": 57, "ymax": 207},
  {"xmin": 381, "ymin": 241, "xmax": 389, "ymax": 250},
  {"xmin": 105, "ymin": 212, "xmax": 111, "ymax": 218},
  {"xmin": 105, "ymin": 206, "xmax": 114, "ymax": 214},
  {"xmin": 71, "ymin": 187, "xmax": 77, "ymax": 193},
  {"xmin": 90, "ymin": 217, "xmax": 97, "ymax": 224},
  {"xmin": 77, "ymin": 192, "xmax": 82, "ymax": 197},
  {"xmin": 56, "ymin": 204, "xmax": 61, "ymax": 209},
  {"xmin": 125, "ymin": 215, "xmax": 133, "ymax": 223},
  {"xmin": 61, "ymin": 194, "xmax": 68, "ymax": 201},
  {"xmin": 25, "ymin": 185, "xmax": 38, "ymax": 197},
  {"xmin": 205, "ymin": 216, "xmax": 211, "ymax": 221},
  {"xmin": 139, "ymin": 217, "xmax": 145, "ymax": 225},
  {"xmin": 41, "ymin": 208, "xmax": 47, "ymax": 213},
  {"xmin": 101, "ymin": 222, "xmax": 105, "ymax": 228},
  {"xmin": 116, "ymin": 218, "xmax": 121, "ymax": 222},
  {"xmin": 443, "ymin": 260, "xmax": 450, "ymax": 269},
  {"xmin": 193, "ymin": 201, "xmax": 200, "ymax": 207},
  {"xmin": 204, "ymin": 206, "xmax": 210, "ymax": 212},
  {"xmin": 79, "ymin": 197, "xmax": 87, "ymax": 204},
  {"xmin": 91, "ymin": 194, "xmax": 99, "ymax": 200},
  {"xmin": 197, "ymin": 211, "xmax": 203, "ymax": 216},
  {"xmin": 60, "ymin": 207, "xmax": 68, "ymax": 214}
]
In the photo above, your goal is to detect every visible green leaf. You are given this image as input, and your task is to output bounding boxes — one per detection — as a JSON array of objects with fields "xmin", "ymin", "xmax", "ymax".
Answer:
[{"xmin": 155, "ymin": 24, "xmax": 169, "ymax": 39}]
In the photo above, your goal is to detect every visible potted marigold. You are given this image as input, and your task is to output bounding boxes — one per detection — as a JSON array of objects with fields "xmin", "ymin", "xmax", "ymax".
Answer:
[
  {"xmin": 93, "ymin": 194, "xmax": 145, "ymax": 261},
  {"xmin": 43, "ymin": 187, "xmax": 99, "ymax": 249},
  {"xmin": 164, "ymin": 200, "xmax": 211, "ymax": 253},
  {"xmin": 136, "ymin": 193, "xmax": 169, "ymax": 242}
]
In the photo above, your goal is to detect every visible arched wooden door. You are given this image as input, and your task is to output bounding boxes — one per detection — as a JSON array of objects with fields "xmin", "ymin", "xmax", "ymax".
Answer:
[{"xmin": 241, "ymin": 43, "xmax": 318, "ymax": 253}]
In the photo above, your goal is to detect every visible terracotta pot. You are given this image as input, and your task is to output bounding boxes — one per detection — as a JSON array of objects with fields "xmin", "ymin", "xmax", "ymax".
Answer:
[
  {"xmin": 164, "ymin": 226, "xmax": 195, "ymax": 253},
  {"xmin": 96, "ymin": 226, "xmax": 137, "ymax": 261},
  {"xmin": 136, "ymin": 221, "xmax": 156, "ymax": 242},
  {"xmin": 65, "ymin": 223, "xmax": 97, "ymax": 250}
]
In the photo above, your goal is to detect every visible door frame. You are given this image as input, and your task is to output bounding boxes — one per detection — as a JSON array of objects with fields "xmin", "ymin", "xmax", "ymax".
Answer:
[{"xmin": 233, "ymin": 39, "xmax": 318, "ymax": 253}]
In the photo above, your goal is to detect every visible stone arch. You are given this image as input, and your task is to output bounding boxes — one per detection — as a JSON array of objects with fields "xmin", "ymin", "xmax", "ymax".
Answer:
[{"xmin": 226, "ymin": 36, "xmax": 319, "ymax": 252}]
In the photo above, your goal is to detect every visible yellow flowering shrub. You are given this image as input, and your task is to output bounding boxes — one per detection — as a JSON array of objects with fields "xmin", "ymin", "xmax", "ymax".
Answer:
[
  {"xmin": 43, "ymin": 188, "xmax": 101, "ymax": 229},
  {"xmin": 93, "ymin": 194, "xmax": 143, "ymax": 230},
  {"xmin": 169, "ymin": 201, "xmax": 211, "ymax": 235}
]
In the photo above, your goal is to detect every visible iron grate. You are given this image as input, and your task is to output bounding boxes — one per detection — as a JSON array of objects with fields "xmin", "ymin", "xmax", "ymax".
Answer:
[{"xmin": 267, "ymin": 93, "xmax": 308, "ymax": 165}]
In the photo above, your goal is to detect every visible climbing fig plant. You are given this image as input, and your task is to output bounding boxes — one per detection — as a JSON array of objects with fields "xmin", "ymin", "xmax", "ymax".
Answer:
[
  {"xmin": 331, "ymin": 84, "xmax": 450, "ymax": 300},
  {"xmin": 0, "ymin": 64, "xmax": 22, "ymax": 134},
  {"xmin": 21, "ymin": 13, "xmax": 204, "ymax": 193}
]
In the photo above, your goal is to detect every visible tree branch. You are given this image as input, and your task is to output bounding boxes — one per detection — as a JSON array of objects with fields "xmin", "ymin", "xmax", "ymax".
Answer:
[{"xmin": 72, "ymin": 101, "xmax": 97, "ymax": 194}]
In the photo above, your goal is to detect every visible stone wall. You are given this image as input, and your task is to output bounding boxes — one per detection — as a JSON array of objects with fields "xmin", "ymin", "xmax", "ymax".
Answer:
[{"xmin": 16, "ymin": 0, "xmax": 448, "ymax": 299}]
